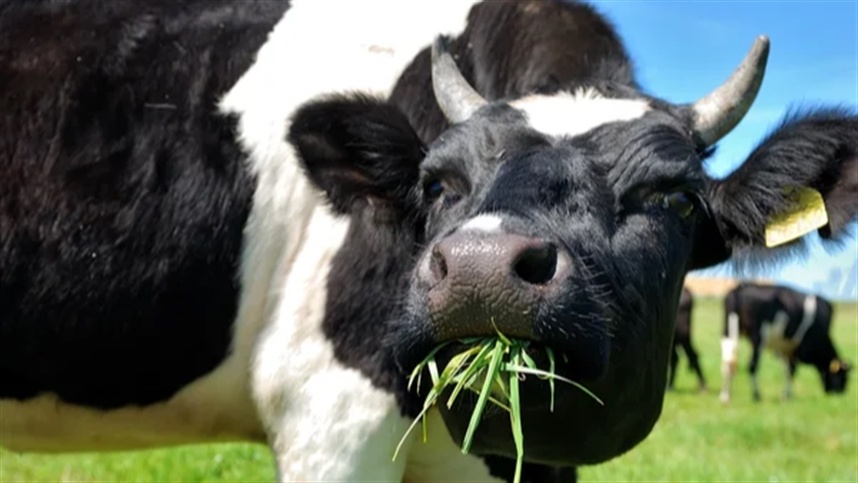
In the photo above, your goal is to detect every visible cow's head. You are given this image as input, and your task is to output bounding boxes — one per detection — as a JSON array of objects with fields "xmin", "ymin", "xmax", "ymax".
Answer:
[
  {"xmin": 824, "ymin": 359, "xmax": 851, "ymax": 393},
  {"xmin": 289, "ymin": 36, "xmax": 857, "ymax": 466}
]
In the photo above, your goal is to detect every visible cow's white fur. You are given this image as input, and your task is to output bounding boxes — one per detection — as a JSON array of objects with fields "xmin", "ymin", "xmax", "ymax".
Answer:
[
  {"xmin": 511, "ymin": 88, "xmax": 651, "ymax": 139},
  {"xmin": 461, "ymin": 214, "xmax": 505, "ymax": 233},
  {"xmin": 2, "ymin": 0, "xmax": 499, "ymax": 480}
]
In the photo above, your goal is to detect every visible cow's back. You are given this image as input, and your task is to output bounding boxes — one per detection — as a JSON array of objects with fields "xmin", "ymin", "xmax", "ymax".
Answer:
[{"xmin": 0, "ymin": 0, "xmax": 286, "ymax": 409}]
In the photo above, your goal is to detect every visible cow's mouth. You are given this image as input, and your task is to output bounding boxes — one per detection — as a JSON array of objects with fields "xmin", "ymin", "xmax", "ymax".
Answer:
[{"xmin": 404, "ymin": 335, "xmax": 604, "ymax": 460}]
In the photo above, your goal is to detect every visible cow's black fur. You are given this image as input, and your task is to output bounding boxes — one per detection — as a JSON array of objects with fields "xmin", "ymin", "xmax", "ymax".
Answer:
[
  {"xmin": 668, "ymin": 288, "xmax": 707, "ymax": 392},
  {"xmin": 0, "ymin": 0, "xmax": 287, "ymax": 408}
]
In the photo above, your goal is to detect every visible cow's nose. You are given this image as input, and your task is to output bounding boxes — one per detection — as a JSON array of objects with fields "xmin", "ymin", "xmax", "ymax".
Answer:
[{"xmin": 416, "ymin": 232, "xmax": 571, "ymax": 341}]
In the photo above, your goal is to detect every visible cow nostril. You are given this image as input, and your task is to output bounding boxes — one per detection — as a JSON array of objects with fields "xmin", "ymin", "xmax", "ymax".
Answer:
[
  {"xmin": 513, "ymin": 243, "xmax": 558, "ymax": 285},
  {"xmin": 429, "ymin": 246, "xmax": 448, "ymax": 283}
]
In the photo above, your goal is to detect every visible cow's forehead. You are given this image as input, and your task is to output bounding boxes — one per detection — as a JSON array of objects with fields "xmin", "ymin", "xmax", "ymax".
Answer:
[
  {"xmin": 425, "ymin": 90, "xmax": 696, "ymax": 180},
  {"xmin": 509, "ymin": 88, "xmax": 652, "ymax": 138}
]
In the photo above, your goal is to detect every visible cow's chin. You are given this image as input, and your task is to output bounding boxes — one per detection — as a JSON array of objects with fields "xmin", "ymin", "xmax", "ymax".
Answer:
[
  {"xmin": 434, "ymin": 375, "xmax": 660, "ymax": 466},
  {"xmin": 399, "ymin": 336, "xmax": 659, "ymax": 466},
  {"xmin": 392, "ymin": 301, "xmax": 668, "ymax": 466},
  {"xmin": 430, "ymin": 345, "xmax": 666, "ymax": 466}
]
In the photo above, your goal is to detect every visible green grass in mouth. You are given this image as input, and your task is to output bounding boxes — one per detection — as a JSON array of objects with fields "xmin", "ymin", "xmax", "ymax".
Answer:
[{"xmin": 393, "ymin": 325, "xmax": 603, "ymax": 483}]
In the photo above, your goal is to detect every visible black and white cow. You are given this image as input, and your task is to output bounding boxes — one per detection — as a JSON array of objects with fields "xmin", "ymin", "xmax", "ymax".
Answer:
[
  {"xmin": 291, "ymin": 3, "xmax": 857, "ymax": 471},
  {"xmin": 1, "ymin": 0, "xmax": 856, "ymax": 482},
  {"xmin": 668, "ymin": 287, "xmax": 707, "ymax": 392},
  {"xmin": 719, "ymin": 282, "xmax": 851, "ymax": 403}
]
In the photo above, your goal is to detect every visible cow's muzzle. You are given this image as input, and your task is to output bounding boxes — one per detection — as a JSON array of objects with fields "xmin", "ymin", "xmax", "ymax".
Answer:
[{"xmin": 416, "ymin": 231, "xmax": 572, "ymax": 341}]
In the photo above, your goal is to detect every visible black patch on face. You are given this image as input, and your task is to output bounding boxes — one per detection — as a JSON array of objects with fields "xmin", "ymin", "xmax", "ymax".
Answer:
[{"xmin": 0, "ymin": 0, "xmax": 286, "ymax": 408}]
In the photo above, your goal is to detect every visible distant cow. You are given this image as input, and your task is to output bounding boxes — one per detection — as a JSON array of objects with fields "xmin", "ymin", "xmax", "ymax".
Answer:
[
  {"xmin": 719, "ymin": 283, "xmax": 851, "ymax": 403},
  {"xmin": 2, "ymin": 0, "xmax": 857, "ymax": 481},
  {"xmin": 668, "ymin": 288, "xmax": 707, "ymax": 391}
]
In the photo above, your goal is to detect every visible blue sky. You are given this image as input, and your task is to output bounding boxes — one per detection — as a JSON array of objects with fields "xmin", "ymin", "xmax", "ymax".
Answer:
[{"xmin": 588, "ymin": 0, "xmax": 858, "ymax": 301}]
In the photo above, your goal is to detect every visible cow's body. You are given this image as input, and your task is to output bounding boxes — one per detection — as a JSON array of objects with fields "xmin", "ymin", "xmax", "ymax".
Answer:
[
  {"xmin": 668, "ymin": 288, "xmax": 707, "ymax": 391},
  {"xmin": 719, "ymin": 283, "xmax": 850, "ymax": 403},
  {"xmin": 1, "ymin": 0, "xmax": 857, "ymax": 481}
]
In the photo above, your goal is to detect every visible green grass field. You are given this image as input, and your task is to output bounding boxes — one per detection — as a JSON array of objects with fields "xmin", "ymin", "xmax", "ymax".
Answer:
[{"xmin": 2, "ymin": 297, "xmax": 856, "ymax": 482}]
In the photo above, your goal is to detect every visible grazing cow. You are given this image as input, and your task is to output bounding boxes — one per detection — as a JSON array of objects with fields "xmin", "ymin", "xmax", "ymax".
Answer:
[
  {"xmin": 719, "ymin": 283, "xmax": 851, "ymax": 403},
  {"xmin": 1, "ymin": 0, "xmax": 856, "ymax": 482},
  {"xmin": 668, "ymin": 288, "xmax": 707, "ymax": 392},
  {"xmin": 291, "ymin": 3, "xmax": 857, "ymax": 471}
]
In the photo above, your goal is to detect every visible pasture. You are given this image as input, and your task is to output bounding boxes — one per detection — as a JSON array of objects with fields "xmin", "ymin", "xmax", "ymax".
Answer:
[{"xmin": 2, "ymin": 297, "xmax": 856, "ymax": 482}]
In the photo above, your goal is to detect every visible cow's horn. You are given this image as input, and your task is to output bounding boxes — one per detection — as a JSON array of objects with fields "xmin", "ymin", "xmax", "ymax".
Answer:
[
  {"xmin": 689, "ymin": 36, "xmax": 770, "ymax": 146},
  {"xmin": 431, "ymin": 35, "xmax": 487, "ymax": 124}
]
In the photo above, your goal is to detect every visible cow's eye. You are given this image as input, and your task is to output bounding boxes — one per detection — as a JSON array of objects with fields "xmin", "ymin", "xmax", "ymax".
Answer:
[
  {"xmin": 424, "ymin": 179, "xmax": 445, "ymax": 201},
  {"xmin": 661, "ymin": 192, "xmax": 696, "ymax": 218}
]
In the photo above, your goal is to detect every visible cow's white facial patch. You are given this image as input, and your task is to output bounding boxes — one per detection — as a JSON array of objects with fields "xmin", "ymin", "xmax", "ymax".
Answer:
[
  {"xmin": 461, "ymin": 214, "xmax": 504, "ymax": 233},
  {"xmin": 510, "ymin": 89, "xmax": 651, "ymax": 138}
]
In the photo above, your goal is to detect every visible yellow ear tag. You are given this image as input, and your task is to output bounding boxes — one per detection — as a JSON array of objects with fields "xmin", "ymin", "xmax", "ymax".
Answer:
[{"xmin": 764, "ymin": 187, "xmax": 828, "ymax": 248}]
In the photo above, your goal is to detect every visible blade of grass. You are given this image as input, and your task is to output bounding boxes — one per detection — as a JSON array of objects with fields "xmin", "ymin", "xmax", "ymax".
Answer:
[
  {"xmin": 490, "ymin": 318, "xmax": 513, "ymax": 346},
  {"xmin": 393, "ymin": 389, "xmax": 440, "ymax": 461},
  {"xmin": 546, "ymin": 347, "xmax": 556, "ymax": 412},
  {"xmin": 509, "ymin": 345, "xmax": 524, "ymax": 483},
  {"xmin": 503, "ymin": 364, "xmax": 603, "ymax": 406},
  {"xmin": 447, "ymin": 343, "xmax": 494, "ymax": 408},
  {"xmin": 462, "ymin": 385, "xmax": 512, "ymax": 413},
  {"xmin": 520, "ymin": 347, "xmax": 538, "ymax": 371},
  {"xmin": 427, "ymin": 359, "xmax": 440, "ymax": 386},
  {"xmin": 440, "ymin": 346, "xmax": 480, "ymax": 391},
  {"xmin": 408, "ymin": 341, "xmax": 450, "ymax": 391},
  {"xmin": 461, "ymin": 339, "xmax": 505, "ymax": 454}
]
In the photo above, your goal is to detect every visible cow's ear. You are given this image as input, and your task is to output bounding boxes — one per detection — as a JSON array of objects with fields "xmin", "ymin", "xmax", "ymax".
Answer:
[
  {"xmin": 696, "ymin": 107, "xmax": 857, "ymax": 268},
  {"xmin": 288, "ymin": 94, "xmax": 425, "ymax": 220}
]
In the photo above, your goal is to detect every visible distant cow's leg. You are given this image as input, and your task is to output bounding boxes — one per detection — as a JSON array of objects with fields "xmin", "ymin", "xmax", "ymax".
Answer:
[
  {"xmin": 749, "ymin": 336, "xmax": 763, "ymax": 402},
  {"xmin": 668, "ymin": 344, "xmax": 680, "ymax": 391},
  {"xmin": 782, "ymin": 358, "xmax": 797, "ymax": 400},
  {"xmin": 682, "ymin": 338, "xmax": 707, "ymax": 391},
  {"xmin": 719, "ymin": 312, "xmax": 740, "ymax": 403}
]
